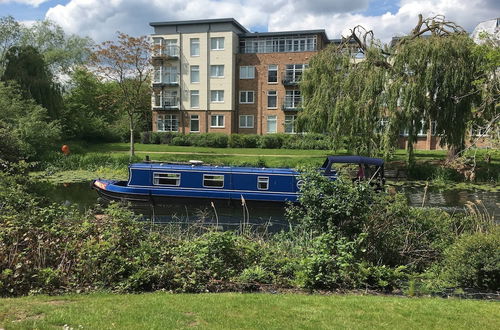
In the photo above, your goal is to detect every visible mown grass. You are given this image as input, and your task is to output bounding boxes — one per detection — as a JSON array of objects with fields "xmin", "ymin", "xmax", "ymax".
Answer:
[{"xmin": 0, "ymin": 293, "xmax": 498, "ymax": 329}]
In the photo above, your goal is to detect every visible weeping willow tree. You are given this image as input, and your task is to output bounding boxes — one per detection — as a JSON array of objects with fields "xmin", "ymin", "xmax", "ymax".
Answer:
[{"xmin": 299, "ymin": 14, "xmax": 485, "ymax": 161}]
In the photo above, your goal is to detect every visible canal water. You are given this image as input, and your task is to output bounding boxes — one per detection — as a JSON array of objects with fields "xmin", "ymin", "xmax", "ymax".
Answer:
[{"xmin": 34, "ymin": 181, "xmax": 499, "ymax": 230}]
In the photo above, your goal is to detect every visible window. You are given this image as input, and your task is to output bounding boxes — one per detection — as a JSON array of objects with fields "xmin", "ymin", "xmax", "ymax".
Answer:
[
  {"xmin": 210, "ymin": 65, "xmax": 224, "ymax": 78},
  {"xmin": 239, "ymin": 66, "xmax": 255, "ymax": 79},
  {"xmin": 164, "ymin": 39, "xmax": 178, "ymax": 56},
  {"xmin": 267, "ymin": 115, "xmax": 277, "ymax": 133},
  {"xmin": 154, "ymin": 91, "xmax": 162, "ymax": 108},
  {"xmin": 190, "ymin": 115, "xmax": 200, "ymax": 132},
  {"xmin": 164, "ymin": 66, "xmax": 178, "ymax": 83},
  {"xmin": 157, "ymin": 114, "xmax": 178, "ymax": 132},
  {"xmin": 153, "ymin": 66, "xmax": 162, "ymax": 83},
  {"xmin": 153, "ymin": 37, "xmax": 163, "ymax": 56},
  {"xmin": 239, "ymin": 36, "xmax": 317, "ymax": 53},
  {"xmin": 267, "ymin": 90, "xmax": 277, "ymax": 109},
  {"xmin": 239, "ymin": 115, "xmax": 254, "ymax": 128},
  {"xmin": 153, "ymin": 173, "xmax": 180, "ymax": 186},
  {"xmin": 268, "ymin": 65, "xmax": 278, "ymax": 83},
  {"xmin": 284, "ymin": 90, "xmax": 301, "ymax": 109},
  {"xmin": 284, "ymin": 115, "xmax": 296, "ymax": 133},
  {"xmin": 190, "ymin": 65, "xmax": 200, "ymax": 83},
  {"xmin": 203, "ymin": 174, "xmax": 224, "ymax": 188},
  {"xmin": 210, "ymin": 90, "xmax": 224, "ymax": 103},
  {"xmin": 285, "ymin": 64, "xmax": 307, "ymax": 83},
  {"xmin": 190, "ymin": 90, "xmax": 199, "ymax": 108},
  {"xmin": 210, "ymin": 37, "xmax": 224, "ymax": 50},
  {"xmin": 190, "ymin": 38, "xmax": 200, "ymax": 56},
  {"xmin": 164, "ymin": 91, "xmax": 178, "ymax": 107},
  {"xmin": 211, "ymin": 115, "xmax": 224, "ymax": 128},
  {"xmin": 257, "ymin": 176, "xmax": 269, "ymax": 190},
  {"xmin": 239, "ymin": 91, "xmax": 254, "ymax": 104}
]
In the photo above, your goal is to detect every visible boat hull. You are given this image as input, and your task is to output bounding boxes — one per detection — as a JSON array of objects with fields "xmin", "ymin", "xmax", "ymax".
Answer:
[{"xmin": 92, "ymin": 179, "xmax": 299, "ymax": 204}]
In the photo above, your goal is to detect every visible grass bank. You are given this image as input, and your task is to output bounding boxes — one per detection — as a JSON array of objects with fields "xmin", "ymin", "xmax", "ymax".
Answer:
[{"xmin": 1, "ymin": 293, "xmax": 498, "ymax": 329}]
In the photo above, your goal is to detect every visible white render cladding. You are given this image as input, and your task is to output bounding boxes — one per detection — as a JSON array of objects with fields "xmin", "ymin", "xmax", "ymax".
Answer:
[{"xmin": 150, "ymin": 19, "xmax": 242, "ymax": 113}]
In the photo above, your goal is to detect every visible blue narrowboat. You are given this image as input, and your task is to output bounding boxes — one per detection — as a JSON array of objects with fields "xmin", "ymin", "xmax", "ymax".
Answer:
[{"xmin": 91, "ymin": 156, "xmax": 384, "ymax": 203}]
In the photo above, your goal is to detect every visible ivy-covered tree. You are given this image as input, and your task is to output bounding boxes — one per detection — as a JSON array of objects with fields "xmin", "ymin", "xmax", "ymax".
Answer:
[
  {"xmin": 299, "ymin": 15, "xmax": 490, "ymax": 162},
  {"xmin": 1, "ymin": 46, "xmax": 63, "ymax": 120}
]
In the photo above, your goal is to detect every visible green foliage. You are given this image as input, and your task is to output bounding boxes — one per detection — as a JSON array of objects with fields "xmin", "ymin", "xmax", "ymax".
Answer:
[
  {"xmin": 259, "ymin": 134, "xmax": 286, "ymax": 149},
  {"xmin": 1, "ymin": 45, "xmax": 63, "ymax": 119},
  {"xmin": 0, "ymin": 82, "xmax": 61, "ymax": 160},
  {"xmin": 228, "ymin": 134, "xmax": 260, "ymax": 148},
  {"xmin": 440, "ymin": 228, "xmax": 500, "ymax": 291},
  {"xmin": 286, "ymin": 169, "xmax": 375, "ymax": 237}
]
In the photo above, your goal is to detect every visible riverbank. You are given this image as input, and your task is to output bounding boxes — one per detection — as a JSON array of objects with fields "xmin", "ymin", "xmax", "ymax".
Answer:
[{"xmin": 1, "ymin": 292, "xmax": 498, "ymax": 329}]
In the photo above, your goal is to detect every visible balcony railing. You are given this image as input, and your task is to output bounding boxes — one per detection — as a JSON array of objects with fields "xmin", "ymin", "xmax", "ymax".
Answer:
[
  {"xmin": 153, "ymin": 96, "xmax": 179, "ymax": 110},
  {"xmin": 282, "ymin": 96, "xmax": 302, "ymax": 110},
  {"xmin": 152, "ymin": 74, "xmax": 180, "ymax": 86},
  {"xmin": 282, "ymin": 72, "xmax": 303, "ymax": 86},
  {"xmin": 152, "ymin": 45, "xmax": 180, "ymax": 59}
]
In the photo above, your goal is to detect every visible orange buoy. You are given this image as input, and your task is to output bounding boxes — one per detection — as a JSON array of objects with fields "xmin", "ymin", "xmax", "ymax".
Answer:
[{"xmin": 61, "ymin": 144, "xmax": 70, "ymax": 155}]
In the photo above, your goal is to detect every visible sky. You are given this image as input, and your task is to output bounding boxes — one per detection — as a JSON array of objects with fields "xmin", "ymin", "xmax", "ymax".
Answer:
[{"xmin": 0, "ymin": 0, "xmax": 498, "ymax": 43}]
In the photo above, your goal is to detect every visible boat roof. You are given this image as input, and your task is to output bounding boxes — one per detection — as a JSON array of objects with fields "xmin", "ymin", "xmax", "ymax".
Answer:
[
  {"xmin": 325, "ymin": 156, "xmax": 384, "ymax": 167},
  {"xmin": 129, "ymin": 163, "xmax": 298, "ymax": 175}
]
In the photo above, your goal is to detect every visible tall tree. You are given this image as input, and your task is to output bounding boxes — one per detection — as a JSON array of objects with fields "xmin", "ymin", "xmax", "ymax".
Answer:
[
  {"xmin": 89, "ymin": 32, "xmax": 153, "ymax": 158},
  {"xmin": 1, "ymin": 46, "xmax": 63, "ymax": 120},
  {"xmin": 0, "ymin": 16, "xmax": 22, "ymax": 75},
  {"xmin": 299, "ymin": 15, "xmax": 488, "ymax": 162}
]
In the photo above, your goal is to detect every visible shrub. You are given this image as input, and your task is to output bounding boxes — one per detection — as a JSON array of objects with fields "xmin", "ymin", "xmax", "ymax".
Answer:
[
  {"xmin": 171, "ymin": 135, "xmax": 193, "ymax": 146},
  {"xmin": 140, "ymin": 131, "xmax": 152, "ymax": 144},
  {"xmin": 440, "ymin": 228, "xmax": 500, "ymax": 291},
  {"xmin": 259, "ymin": 134, "xmax": 287, "ymax": 149},
  {"xmin": 192, "ymin": 133, "xmax": 228, "ymax": 148},
  {"xmin": 297, "ymin": 233, "xmax": 365, "ymax": 290},
  {"xmin": 228, "ymin": 134, "xmax": 260, "ymax": 148}
]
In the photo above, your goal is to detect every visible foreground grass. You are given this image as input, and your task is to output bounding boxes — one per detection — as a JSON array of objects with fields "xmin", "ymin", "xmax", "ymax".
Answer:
[{"xmin": 1, "ymin": 293, "xmax": 498, "ymax": 329}]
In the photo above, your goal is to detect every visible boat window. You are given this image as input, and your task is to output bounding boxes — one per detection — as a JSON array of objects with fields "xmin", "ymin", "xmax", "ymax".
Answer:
[
  {"xmin": 153, "ymin": 172, "xmax": 180, "ymax": 186},
  {"xmin": 203, "ymin": 174, "xmax": 224, "ymax": 188},
  {"xmin": 257, "ymin": 176, "xmax": 269, "ymax": 190}
]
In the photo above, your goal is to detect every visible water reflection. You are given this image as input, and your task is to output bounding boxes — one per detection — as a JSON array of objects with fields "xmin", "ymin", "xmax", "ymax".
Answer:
[{"xmin": 34, "ymin": 181, "xmax": 499, "ymax": 225}]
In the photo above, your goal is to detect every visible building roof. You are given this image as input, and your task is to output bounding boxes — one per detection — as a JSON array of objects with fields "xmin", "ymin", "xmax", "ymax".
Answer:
[{"xmin": 149, "ymin": 18, "xmax": 249, "ymax": 33}]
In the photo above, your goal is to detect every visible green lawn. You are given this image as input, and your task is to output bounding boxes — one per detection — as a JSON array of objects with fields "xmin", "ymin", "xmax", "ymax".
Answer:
[{"xmin": 1, "ymin": 293, "xmax": 498, "ymax": 329}]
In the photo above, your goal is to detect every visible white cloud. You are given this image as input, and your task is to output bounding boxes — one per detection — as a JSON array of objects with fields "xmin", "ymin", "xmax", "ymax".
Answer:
[
  {"xmin": 44, "ymin": 0, "xmax": 500, "ymax": 43},
  {"xmin": 0, "ymin": 0, "xmax": 50, "ymax": 7}
]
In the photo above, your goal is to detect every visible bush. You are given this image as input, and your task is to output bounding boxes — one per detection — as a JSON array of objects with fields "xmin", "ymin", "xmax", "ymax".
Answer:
[
  {"xmin": 282, "ymin": 133, "xmax": 333, "ymax": 150},
  {"xmin": 192, "ymin": 133, "xmax": 228, "ymax": 148},
  {"xmin": 259, "ymin": 134, "xmax": 288, "ymax": 149},
  {"xmin": 140, "ymin": 131, "xmax": 152, "ymax": 144},
  {"xmin": 229, "ymin": 134, "xmax": 260, "ymax": 148},
  {"xmin": 440, "ymin": 228, "xmax": 500, "ymax": 291},
  {"xmin": 171, "ymin": 135, "xmax": 193, "ymax": 146}
]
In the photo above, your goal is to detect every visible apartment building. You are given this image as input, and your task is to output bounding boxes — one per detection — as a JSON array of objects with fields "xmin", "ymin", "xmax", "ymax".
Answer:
[{"xmin": 149, "ymin": 18, "xmax": 329, "ymax": 135}]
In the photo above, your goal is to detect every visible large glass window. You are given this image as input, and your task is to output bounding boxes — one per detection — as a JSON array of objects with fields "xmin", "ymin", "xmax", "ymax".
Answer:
[
  {"xmin": 239, "ymin": 91, "xmax": 254, "ymax": 104},
  {"xmin": 239, "ymin": 115, "xmax": 254, "ymax": 128},
  {"xmin": 210, "ymin": 90, "xmax": 224, "ymax": 103},
  {"xmin": 210, "ymin": 37, "xmax": 224, "ymax": 50},
  {"xmin": 203, "ymin": 174, "xmax": 224, "ymax": 188},
  {"xmin": 240, "ymin": 36, "xmax": 317, "ymax": 53},
  {"xmin": 157, "ymin": 114, "xmax": 178, "ymax": 132},
  {"xmin": 284, "ymin": 90, "xmax": 301, "ymax": 109},
  {"xmin": 267, "ymin": 90, "xmax": 277, "ymax": 109},
  {"xmin": 268, "ymin": 65, "xmax": 278, "ymax": 83},
  {"xmin": 190, "ymin": 38, "xmax": 200, "ymax": 56},
  {"xmin": 210, "ymin": 115, "xmax": 224, "ymax": 128},
  {"xmin": 267, "ymin": 115, "xmax": 277, "ymax": 133},
  {"xmin": 153, "ymin": 66, "xmax": 162, "ymax": 83},
  {"xmin": 239, "ymin": 66, "xmax": 255, "ymax": 79},
  {"xmin": 190, "ymin": 115, "xmax": 200, "ymax": 132},
  {"xmin": 153, "ymin": 173, "xmax": 180, "ymax": 186},
  {"xmin": 284, "ymin": 115, "xmax": 296, "ymax": 133},
  {"xmin": 210, "ymin": 65, "xmax": 224, "ymax": 78},
  {"xmin": 164, "ymin": 66, "xmax": 178, "ymax": 83},
  {"xmin": 190, "ymin": 90, "xmax": 199, "ymax": 108},
  {"xmin": 285, "ymin": 64, "xmax": 307, "ymax": 83},
  {"xmin": 190, "ymin": 65, "xmax": 200, "ymax": 83}
]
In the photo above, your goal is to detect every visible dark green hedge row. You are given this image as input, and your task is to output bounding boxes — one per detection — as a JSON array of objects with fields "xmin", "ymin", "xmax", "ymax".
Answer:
[{"xmin": 140, "ymin": 132, "xmax": 334, "ymax": 150}]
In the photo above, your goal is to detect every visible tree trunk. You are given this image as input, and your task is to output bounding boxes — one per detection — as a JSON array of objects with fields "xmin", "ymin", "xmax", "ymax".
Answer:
[{"xmin": 129, "ymin": 115, "xmax": 135, "ymax": 160}]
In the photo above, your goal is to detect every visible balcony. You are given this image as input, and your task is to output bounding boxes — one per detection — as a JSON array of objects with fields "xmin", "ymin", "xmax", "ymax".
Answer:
[
  {"xmin": 152, "ymin": 74, "xmax": 180, "ymax": 87},
  {"xmin": 282, "ymin": 73, "xmax": 303, "ymax": 86},
  {"xmin": 282, "ymin": 96, "xmax": 302, "ymax": 110},
  {"xmin": 152, "ymin": 45, "xmax": 180, "ymax": 60},
  {"xmin": 153, "ymin": 96, "xmax": 180, "ymax": 110}
]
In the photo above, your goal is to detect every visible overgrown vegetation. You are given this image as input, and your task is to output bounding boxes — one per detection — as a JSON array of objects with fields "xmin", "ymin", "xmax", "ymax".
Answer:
[{"xmin": 1, "ymin": 163, "xmax": 497, "ymax": 297}]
